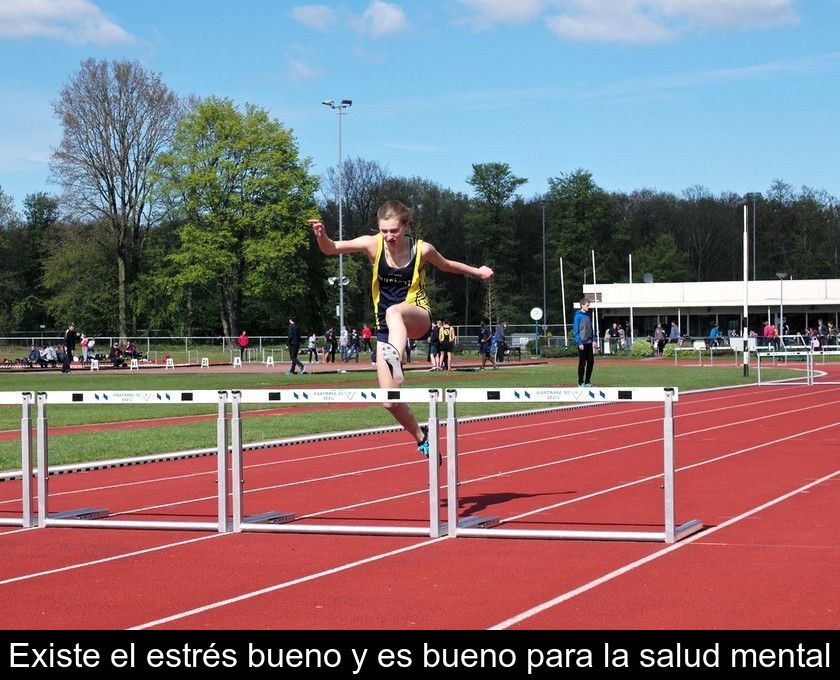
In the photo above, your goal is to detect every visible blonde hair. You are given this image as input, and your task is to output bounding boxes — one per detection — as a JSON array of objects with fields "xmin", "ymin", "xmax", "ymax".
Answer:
[{"xmin": 377, "ymin": 200, "xmax": 412, "ymax": 226}]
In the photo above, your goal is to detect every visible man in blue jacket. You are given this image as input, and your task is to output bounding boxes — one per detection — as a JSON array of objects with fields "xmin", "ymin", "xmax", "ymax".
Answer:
[{"xmin": 573, "ymin": 297, "xmax": 598, "ymax": 387}]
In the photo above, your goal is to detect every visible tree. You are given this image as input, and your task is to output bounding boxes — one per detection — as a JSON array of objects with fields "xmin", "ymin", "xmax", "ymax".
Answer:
[
  {"xmin": 155, "ymin": 97, "xmax": 319, "ymax": 336},
  {"xmin": 50, "ymin": 58, "xmax": 181, "ymax": 341},
  {"xmin": 464, "ymin": 162, "xmax": 527, "ymax": 324},
  {"xmin": 547, "ymin": 169, "xmax": 621, "ymax": 296},
  {"xmin": 0, "ymin": 186, "xmax": 16, "ymax": 228},
  {"xmin": 41, "ymin": 220, "xmax": 118, "ymax": 332}
]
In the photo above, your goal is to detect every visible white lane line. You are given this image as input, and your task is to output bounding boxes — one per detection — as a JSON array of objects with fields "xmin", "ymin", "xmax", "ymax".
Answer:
[
  {"xmin": 0, "ymin": 532, "xmax": 222, "ymax": 585},
  {"xmin": 128, "ymin": 537, "xmax": 447, "ymax": 630},
  {"xmin": 489, "ymin": 469, "xmax": 840, "ymax": 630}
]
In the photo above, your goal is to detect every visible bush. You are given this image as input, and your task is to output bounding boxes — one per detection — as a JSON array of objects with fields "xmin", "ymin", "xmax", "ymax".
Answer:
[
  {"xmin": 630, "ymin": 338, "xmax": 654, "ymax": 358},
  {"xmin": 525, "ymin": 340, "xmax": 578, "ymax": 357}
]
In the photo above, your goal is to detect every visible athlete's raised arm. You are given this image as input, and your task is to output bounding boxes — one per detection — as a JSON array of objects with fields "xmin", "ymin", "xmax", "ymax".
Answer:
[
  {"xmin": 309, "ymin": 219, "xmax": 378, "ymax": 259},
  {"xmin": 421, "ymin": 242, "xmax": 494, "ymax": 281}
]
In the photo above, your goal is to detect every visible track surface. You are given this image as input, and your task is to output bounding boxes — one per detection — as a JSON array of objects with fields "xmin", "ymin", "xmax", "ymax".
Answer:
[{"xmin": 1, "ymin": 378, "xmax": 839, "ymax": 631}]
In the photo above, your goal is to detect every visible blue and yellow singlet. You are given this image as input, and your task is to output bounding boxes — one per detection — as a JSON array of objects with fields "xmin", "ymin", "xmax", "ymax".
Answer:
[{"xmin": 371, "ymin": 233, "xmax": 430, "ymax": 333}]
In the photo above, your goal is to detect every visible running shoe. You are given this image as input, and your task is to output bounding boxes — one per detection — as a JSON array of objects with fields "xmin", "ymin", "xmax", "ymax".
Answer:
[
  {"xmin": 417, "ymin": 425, "xmax": 442, "ymax": 465},
  {"xmin": 300, "ymin": 364, "xmax": 306, "ymax": 374},
  {"xmin": 380, "ymin": 341, "xmax": 404, "ymax": 384}
]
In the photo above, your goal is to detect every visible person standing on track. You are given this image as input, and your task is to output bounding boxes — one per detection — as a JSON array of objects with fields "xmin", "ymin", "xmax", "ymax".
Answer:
[
  {"xmin": 310, "ymin": 201, "xmax": 493, "ymax": 458},
  {"xmin": 573, "ymin": 297, "xmax": 598, "ymax": 387},
  {"xmin": 285, "ymin": 316, "xmax": 306, "ymax": 375}
]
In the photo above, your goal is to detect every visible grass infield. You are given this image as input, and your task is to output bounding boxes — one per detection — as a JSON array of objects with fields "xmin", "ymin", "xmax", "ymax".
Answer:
[{"xmin": 0, "ymin": 361, "xmax": 800, "ymax": 470}]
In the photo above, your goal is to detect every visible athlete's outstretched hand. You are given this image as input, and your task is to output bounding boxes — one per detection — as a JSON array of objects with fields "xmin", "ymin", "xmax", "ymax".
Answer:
[
  {"xmin": 476, "ymin": 266, "xmax": 494, "ymax": 282},
  {"xmin": 308, "ymin": 219, "xmax": 325, "ymax": 238}
]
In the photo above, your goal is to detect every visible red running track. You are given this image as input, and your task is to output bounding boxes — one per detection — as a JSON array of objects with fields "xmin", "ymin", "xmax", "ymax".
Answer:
[{"xmin": 0, "ymin": 380, "xmax": 838, "ymax": 630}]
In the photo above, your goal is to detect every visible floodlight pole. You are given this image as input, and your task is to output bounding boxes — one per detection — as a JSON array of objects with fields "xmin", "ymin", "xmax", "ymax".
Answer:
[
  {"xmin": 541, "ymin": 201, "xmax": 547, "ymax": 334},
  {"xmin": 742, "ymin": 205, "xmax": 750, "ymax": 376},
  {"xmin": 776, "ymin": 271, "xmax": 787, "ymax": 344},
  {"xmin": 323, "ymin": 99, "xmax": 352, "ymax": 334}
]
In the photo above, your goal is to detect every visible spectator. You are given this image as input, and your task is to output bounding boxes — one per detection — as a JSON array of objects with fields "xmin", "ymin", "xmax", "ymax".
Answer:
[
  {"xmin": 285, "ymin": 316, "xmax": 306, "ymax": 375},
  {"xmin": 80, "ymin": 334, "xmax": 90, "ymax": 362},
  {"xmin": 668, "ymin": 321, "xmax": 680, "ymax": 344},
  {"xmin": 348, "ymin": 328, "xmax": 361, "ymax": 363},
  {"xmin": 479, "ymin": 318, "xmax": 495, "ymax": 369},
  {"xmin": 42, "ymin": 345, "xmax": 58, "ymax": 368},
  {"xmin": 617, "ymin": 323, "xmax": 626, "ymax": 352},
  {"xmin": 324, "ymin": 326, "xmax": 337, "ymax": 364},
  {"xmin": 709, "ymin": 323, "xmax": 720, "ymax": 347},
  {"xmin": 307, "ymin": 333, "xmax": 319, "ymax": 363},
  {"xmin": 26, "ymin": 345, "xmax": 46, "ymax": 368},
  {"xmin": 609, "ymin": 323, "xmax": 619, "ymax": 354},
  {"xmin": 428, "ymin": 320, "xmax": 442, "ymax": 370},
  {"xmin": 763, "ymin": 321, "xmax": 778, "ymax": 349},
  {"xmin": 439, "ymin": 319, "xmax": 455, "ymax": 371},
  {"xmin": 573, "ymin": 297, "xmax": 598, "ymax": 387},
  {"xmin": 236, "ymin": 330, "xmax": 249, "ymax": 361},
  {"xmin": 361, "ymin": 323, "xmax": 373, "ymax": 353},
  {"xmin": 61, "ymin": 323, "xmax": 79, "ymax": 373},
  {"xmin": 817, "ymin": 319, "xmax": 828, "ymax": 348},
  {"xmin": 654, "ymin": 323, "xmax": 666, "ymax": 357},
  {"xmin": 339, "ymin": 326, "xmax": 349, "ymax": 362},
  {"xmin": 124, "ymin": 340, "xmax": 141, "ymax": 359},
  {"xmin": 493, "ymin": 320, "xmax": 508, "ymax": 363},
  {"xmin": 108, "ymin": 343, "xmax": 125, "ymax": 368}
]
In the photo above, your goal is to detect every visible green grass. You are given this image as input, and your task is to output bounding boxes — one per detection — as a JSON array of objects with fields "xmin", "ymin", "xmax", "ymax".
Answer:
[{"xmin": 0, "ymin": 361, "xmax": 802, "ymax": 471}]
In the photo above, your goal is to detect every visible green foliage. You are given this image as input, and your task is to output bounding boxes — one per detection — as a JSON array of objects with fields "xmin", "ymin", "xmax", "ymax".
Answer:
[
  {"xmin": 632, "ymin": 233, "xmax": 692, "ymax": 283},
  {"xmin": 630, "ymin": 338, "xmax": 654, "ymax": 358},
  {"xmin": 41, "ymin": 222, "xmax": 119, "ymax": 332},
  {"xmin": 155, "ymin": 97, "xmax": 319, "ymax": 334}
]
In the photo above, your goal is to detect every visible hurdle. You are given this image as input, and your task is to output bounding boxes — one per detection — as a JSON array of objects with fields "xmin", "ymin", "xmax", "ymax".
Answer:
[
  {"xmin": 32, "ymin": 390, "xmax": 230, "ymax": 532},
  {"xmin": 229, "ymin": 388, "xmax": 447, "ymax": 537},
  {"xmin": 755, "ymin": 349, "xmax": 814, "ymax": 386},
  {"xmin": 0, "ymin": 392, "xmax": 36, "ymax": 528},
  {"xmin": 442, "ymin": 386, "xmax": 703, "ymax": 543}
]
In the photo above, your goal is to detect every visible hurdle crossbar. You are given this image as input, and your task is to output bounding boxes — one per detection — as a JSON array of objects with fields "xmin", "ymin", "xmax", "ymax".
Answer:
[
  {"xmin": 230, "ymin": 388, "xmax": 445, "ymax": 537},
  {"xmin": 33, "ymin": 390, "xmax": 229, "ymax": 532},
  {"xmin": 443, "ymin": 386, "xmax": 703, "ymax": 543}
]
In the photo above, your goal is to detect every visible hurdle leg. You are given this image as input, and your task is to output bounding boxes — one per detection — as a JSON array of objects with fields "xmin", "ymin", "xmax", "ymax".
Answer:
[
  {"xmin": 36, "ymin": 393, "xmax": 48, "ymax": 528},
  {"xmin": 663, "ymin": 389, "xmax": 676, "ymax": 543},
  {"xmin": 231, "ymin": 391, "xmax": 243, "ymax": 532},
  {"xmin": 445, "ymin": 389, "xmax": 459, "ymax": 537},
  {"xmin": 21, "ymin": 393, "xmax": 35, "ymax": 527},
  {"xmin": 427, "ymin": 390, "xmax": 441, "ymax": 538},
  {"xmin": 216, "ymin": 391, "xmax": 229, "ymax": 532}
]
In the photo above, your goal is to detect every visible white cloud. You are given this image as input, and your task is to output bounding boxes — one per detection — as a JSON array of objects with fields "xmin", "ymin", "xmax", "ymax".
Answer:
[
  {"xmin": 359, "ymin": 1, "xmax": 408, "ymax": 37},
  {"xmin": 544, "ymin": 0, "xmax": 799, "ymax": 44},
  {"xmin": 455, "ymin": 0, "xmax": 544, "ymax": 30},
  {"xmin": 290, "ymin": 4, "xmax": 339, "ymax": 30},
  {"xmin": 285, "ymin": 57, "xmax": 321, "ymax": 83},
  {"xmin": 656, "ymin": 0, "xmax": 799, "ymax": 29},
  {"xmin": 0, "ymin": 0, "xmax": 133, "ymax": 44}
]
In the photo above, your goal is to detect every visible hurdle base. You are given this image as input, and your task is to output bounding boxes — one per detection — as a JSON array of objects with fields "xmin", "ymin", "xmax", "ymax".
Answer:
[
  {"xmin": 440, "ymin": 515, "xmax": 500, "ymax": 533},
  {"xmin": 48, "ymin": 507, "xmax": 109, "ymax": 520},
  {"xmin": 243, "ymin": 511, "xmax": 296, "ymax": 525},
  {"xmin": 673, "ymin": 518, "xmax": 704, "ymax": 541}
]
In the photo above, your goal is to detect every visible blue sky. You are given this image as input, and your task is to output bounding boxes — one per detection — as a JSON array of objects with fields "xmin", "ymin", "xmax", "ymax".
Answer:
[{"xmin": 1, "ymin": 0, "xmax": 839, "ymax": 213}]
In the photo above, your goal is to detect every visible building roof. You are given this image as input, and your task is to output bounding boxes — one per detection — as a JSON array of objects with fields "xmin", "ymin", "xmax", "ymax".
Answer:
[{"xmin": 582, "ymin": 279, "xmax": 840, "ymax": 314}]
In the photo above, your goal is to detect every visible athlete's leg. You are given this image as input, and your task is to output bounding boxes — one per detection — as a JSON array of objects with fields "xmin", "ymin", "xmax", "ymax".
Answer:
[{"xmin": 377, "ymin": 304, "xmax": 432, "ymax": 446}]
